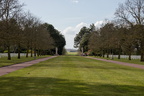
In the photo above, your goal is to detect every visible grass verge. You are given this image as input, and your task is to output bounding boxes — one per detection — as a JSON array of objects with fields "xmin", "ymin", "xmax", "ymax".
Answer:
[
  {"xmin": 91, "ymin": 56, "xmax": 144, "ymax": 65},
  {"xmin": 0, "ymin": 56, "xmax": 144, "ymax": 96},
  {"xmin": 0, "ymin": 55, "xmax": 50, "ymax": 67}
]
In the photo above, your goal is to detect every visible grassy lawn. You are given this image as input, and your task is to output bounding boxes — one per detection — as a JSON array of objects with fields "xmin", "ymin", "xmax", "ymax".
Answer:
[
  {"xmin": 0, "ymin": 55, "xmax": 50, "ymax": 67},
  {"xmin": 92, "ymin": 56, "xmax": 144, "ymax": 65},
  {"xmin": 67, "ymin": 52, "xmax": 78, "ymax": 56},
  {"xmin": 0, "ymin": 56, "xmax": 144, "ymax": 96}
]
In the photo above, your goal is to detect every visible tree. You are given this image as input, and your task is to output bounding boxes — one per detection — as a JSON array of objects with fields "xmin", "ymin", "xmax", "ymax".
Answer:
[
  {"xmin": 45, "ymin": 23, "xmax": 66, "ymax": 55},
  {"xmin": 0, "ymin": 0, "xmax": 23, "ymax": 60},
  {"xmin": 115, "ymin": 0, "xmax": 144, "ymax": 61},
  {"xmin": 36, "ymin": 24, "xmax": 54, "ymax": 56},
  {"xmin": 0, "ymin": 0, "xmax": 61, "ymax": 60},
  {"xmin": 22, "ymin": 12, "xmax": 36, "ymax": 57},
  {"xmin": 13, "ymin": 12, "xmax": 27, "ymax": 59},
  {"xmin": 99, "ymin": 23, "xmax": 116, "ymax": 58},
  {"xmin": 110, "ymin": 24, "xmax": 127, "ymax": 59},
  {"xmin": 88, "ymin": 30, "xmax": 101, "ymax": 56},
  {"xmin": 74, "ymin": 26, "xmax": 90, "ymax": 53},
  {"xmin": 121, "ymin": 28, "xmax": 136, "ymax": 60}
]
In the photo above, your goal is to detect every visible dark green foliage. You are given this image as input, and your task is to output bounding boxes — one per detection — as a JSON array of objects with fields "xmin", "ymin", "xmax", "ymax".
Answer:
[
  {"xmin": 74, "ymin": 27, "xmax": 90, "ymax": 48},
  {"xmin": 44, "ymin": 23, "xmax": 66, "ymax": 55}
]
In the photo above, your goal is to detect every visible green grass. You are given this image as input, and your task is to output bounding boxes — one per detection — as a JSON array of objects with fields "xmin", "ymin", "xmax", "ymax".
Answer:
[
  {"xmin": 67, "ymin": 52, "xmax": 78, "ymax": 55},
  {"xmin": 0, "ymin": 56, "xmax": 144, "ymax": 96},
  {"xmin": 0, "ymin": 55, "xmax": 50, "ymax": 67},
  {"xmin": 92, "ymin": 56, "xmax": 144, "ymax": 65}
]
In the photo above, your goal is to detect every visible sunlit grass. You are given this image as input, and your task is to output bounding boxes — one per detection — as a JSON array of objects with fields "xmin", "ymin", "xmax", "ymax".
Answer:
[
  {"xmin": 0, "ymin": 56, "xmax": 144, "ymax": 96},
  {"xmin": 67, "ymin": 52, "xmax": 78, "ymax": 56},
  {"xmin": 0, "ymin": 55, "xmax": 50, "ymax": 67}
]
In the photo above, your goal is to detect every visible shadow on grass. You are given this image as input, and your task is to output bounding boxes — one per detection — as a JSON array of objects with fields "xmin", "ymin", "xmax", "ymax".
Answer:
[
  {"xmin": 37, "ymin": 63, "xmax": 133, "ymax": 70},
  {"xmin": 40, "ymin": 56, "xmax": 141, "ymax": 71},
  {"xmin": 0, "ymin": 77, "xmax": 144, "ymax": 96}
]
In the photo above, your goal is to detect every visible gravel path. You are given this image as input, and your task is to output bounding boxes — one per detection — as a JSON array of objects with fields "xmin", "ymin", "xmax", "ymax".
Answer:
[
  {"xmin": 0, "ymin": 56, "xmax": 57, "ymax": 76},
  {"xmin": 86, "ymin": 57, "xmax": 144, "ymax": 69}
]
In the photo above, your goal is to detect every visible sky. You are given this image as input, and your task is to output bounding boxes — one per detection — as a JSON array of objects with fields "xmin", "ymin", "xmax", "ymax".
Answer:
[{"xmin": 19, "ymin": 0, "xmax": 126, "ymax": 49}]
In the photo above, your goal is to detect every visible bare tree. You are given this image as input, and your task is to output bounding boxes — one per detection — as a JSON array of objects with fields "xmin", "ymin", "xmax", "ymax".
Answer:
[
  {"xmin": 14, "ymin": 12, "xmax": 26, "ymax": 59},
  {"xmin": 115, "ymin": 0, "xmax": 144, "ymax": 26},
  {"xmin": 0, "ymin": 0, "xmax": 23, "ymax": 60},
  {"xmin": 88, "ymin": 30, "xmax": 102, "ymax": 56},
  {"xmin": 23, "ymin": 12, "xmax": 35, "ymax": 58},
  {"xmin": 115, "ymin": 0, "xmax": 144, "ymax": 61}
]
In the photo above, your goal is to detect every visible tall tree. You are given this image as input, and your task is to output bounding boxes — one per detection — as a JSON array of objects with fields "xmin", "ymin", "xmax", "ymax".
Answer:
[
  {"xmin": 115, "ymin": 0, "xmax": 144, "ymax": 61},
  {"xmin": 99, "ymin": 23, "xmax": 116, "ymax": 58},
  {"xmin": 88, "ymin": 30, "xmax": 101, "ymax": 56},
  {"xmin": 74, "ymin": 26, "xmax": 90, "ymax": 52},
  {"xmin": 45, "ymin": 23, "xmax": 66, "ymax": 55},
  {"xmin": 0, "ymin": 0, "xmax": 23, "ymax": 60},
  {"xmin": 23, "ymin": 12, "xmax": 36, "ymax": 57}
]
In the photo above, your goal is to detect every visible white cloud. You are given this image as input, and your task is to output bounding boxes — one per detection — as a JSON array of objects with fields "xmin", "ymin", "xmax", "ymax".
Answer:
[
  {"xmin": 62, "ymin": 22, "xmax": 88, "ymax": 35},
  {"xmin": 72, "ymin": 0, "xmax": 79, "ymax": 3},
  {"xmin": 62, "ymin": 21, "xmax": 106, "ymax": 49},
  {"xmin": 76, "ymin": 22, "xmax": 88, "ymax": 29},
  {"xmin": 94, "ymin": 21, "xmax": 105, "ymax": 28},
  {"xmin": 63, "ymin": 27, "xmax": 75, "ymax": 35},
  {"xmin": 62, "ymin": 22, "xmax": 88, "ymax": 49},
  {"xmin": 94, "ymin": 20, "xmax": 109, "ymax": 28}
]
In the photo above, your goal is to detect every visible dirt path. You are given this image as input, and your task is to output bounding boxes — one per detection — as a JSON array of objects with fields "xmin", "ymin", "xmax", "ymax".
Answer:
[
  {"xmin": 86, "ymin": 57, "xmax": 144, "ymax": 69},
  {"xmin": 0, "ymin": 56, "xmax": 57, "ymax": 76}
]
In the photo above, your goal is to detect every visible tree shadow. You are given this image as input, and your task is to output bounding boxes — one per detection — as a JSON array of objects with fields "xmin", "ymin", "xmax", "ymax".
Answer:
[
  {"xmin": 38, "ymin": 63, "xmax": 127, "ymax": 69},
  {"xmin": 38, "ymin": 56, "xmax": 138, "ymax": 70},
  {"xmin": 0, "ymin": 77, "xmax": 144, "ymax": 96}
]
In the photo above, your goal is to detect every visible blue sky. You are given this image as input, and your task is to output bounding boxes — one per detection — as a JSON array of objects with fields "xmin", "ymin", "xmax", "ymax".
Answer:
[{"xmin": 19, "ymin": 0, "xmax": 126, "ymax": 49}]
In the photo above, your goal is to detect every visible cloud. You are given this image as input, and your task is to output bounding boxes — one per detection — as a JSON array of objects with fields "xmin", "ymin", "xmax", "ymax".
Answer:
[
  {"xmin": 62, "ymin": 22, "xmax": 88, "ymax": 49},
  {"xmin": 72, "ymin": 0, "xmax": 79, "ymax": 3},
  {"xmin": 62, "ymin": 21, "xmax": 106, "ymax": 49},
  {"xmin": 62, "ymin": 22, "xmax": 88, "ymax": 35},
  {"xmin": 94, "ymin": 21, "xmax": 106, "ymax": 28},
  {"xmin": 63, "ymin": 27, "xmax": 75, "ymax": 35},
  {"xmin": 76, "ymin": 22, "xmax": 88, "ymax": 29}
]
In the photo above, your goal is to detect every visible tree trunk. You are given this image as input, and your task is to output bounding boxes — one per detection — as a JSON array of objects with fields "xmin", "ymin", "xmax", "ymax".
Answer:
[
  {"xmin": 31, "ymin": 48, "xmax": 33, "ymax": 57},
  {"xmin": 102, "ymin": 50, "xmax": 104, "ymax": 57},
  {"xmin": 26, "ymin": 49, "xmax": 29, "ymax": 58},
  {"xmin": 107, "ymin": 50, "xmax": 109, "ymax": 58},
  {"xmin": 7, "ymin": 45, "xmax": 11, "ymax": 60},
  {"xmin": 118, "ymin": 53, "xmax": 121, "ymax": 59},
  {"xmin": 37, "ymin": 49, "xmax": 40, "ymax": 57},
  {"xmin": 140, "ymin": 41, "xmax": 144, "ymax": 62},
  {"xmin": 26, "ymin": 47, "xmax": 29, "ymax": 58},
  {"xmin": 17, "ymin": 44, "xmax": 21, "ymax": 59},
  {"xmin": 118, "ymin": 48, "xmax": 121, "ymax": 59},
  {"xmin": 129, "ymin": 53, "xmax": 131, "ymax": 60},
  {"xmin": 111, "ymin": 49, "xmax": 114, "ymax": 59},
  {"xmin": 107, "ymin": 53, "xmax": 109, "ymax": 58},
  {"xmin": 40, "ymin": 50, "xmax": 42, "ymax": 56},
  {"xmin": 34, "ymin": 48, "xmax": 37, "ymax": 57},
  {"xmin": 141, "ymin": 52, "xmax": 144, "ymax": 62}
]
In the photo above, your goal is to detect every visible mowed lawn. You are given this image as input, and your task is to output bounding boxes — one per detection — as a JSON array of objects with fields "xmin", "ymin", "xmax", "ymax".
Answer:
[
  {"xmin": 67, "ymin": 52, "xmax": 78, "ymax": 56},
  {"xmin": 0, "ymin": 56, "xmax": 144, "ymax": 96},
  {"xmin": 0, "ymin": 56, "xmax": 50, "ymax": 67}
]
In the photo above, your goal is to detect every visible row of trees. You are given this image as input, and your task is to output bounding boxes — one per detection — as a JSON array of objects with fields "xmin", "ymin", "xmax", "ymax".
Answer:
[
  {"xmin": 74, "ymin": 0, "xmax": 144, "ymax": 62},
  {"xmin": 0, "ymin": 0, "xmax": 66, "ymax": 60}
]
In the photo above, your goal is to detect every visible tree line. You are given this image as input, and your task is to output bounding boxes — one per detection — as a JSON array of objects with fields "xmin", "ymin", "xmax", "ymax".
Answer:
[
  {"xmin": 0, "ymin": 0, "xmax": 66, "ymax": 60},
  {"xmin": 74, "ymin": 0, "xmax": 144, "ymax": 62}
]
